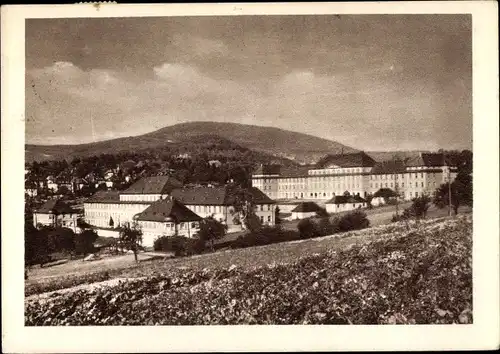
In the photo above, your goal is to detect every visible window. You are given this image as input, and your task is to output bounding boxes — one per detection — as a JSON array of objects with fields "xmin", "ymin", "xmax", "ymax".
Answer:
[
  {"xmin": 267, "ymin": 215, "xmax": 271, "ymax": 223},
  {"xmin": 260, "ymin": 205, "xmax": 264, "ymax": 211},
  {"xmin": 421, "ymin": 182, "xmax": 424, "ymax": 187},
  {"xmin": 415, "ymin": 192, "xmax": 419, "ymax": 197},
  {"xmin": 260, "ymin": 216, "xmax": 264, "ymax": 223}
]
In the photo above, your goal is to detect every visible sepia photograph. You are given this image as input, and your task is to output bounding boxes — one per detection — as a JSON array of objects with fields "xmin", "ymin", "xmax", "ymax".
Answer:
[{"xmin": 2, "ymin": 1, "xmax": 499, "ymax": 352}]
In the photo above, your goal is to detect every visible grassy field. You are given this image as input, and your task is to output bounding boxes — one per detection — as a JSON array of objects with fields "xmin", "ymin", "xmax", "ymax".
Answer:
[
  {"xmin": 25, "ymin": 214, "xmax": 472, "ymax": 325},
  {"xmin": 26, "ymin": 209, "xmax": 471, "ymax": 297}
]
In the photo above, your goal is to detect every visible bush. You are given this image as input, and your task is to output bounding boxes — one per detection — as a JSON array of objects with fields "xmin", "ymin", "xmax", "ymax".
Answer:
[
  {"xmin": 315, "ymin": 217, "xmax": 340, "ymax": 236},
  {"xmin": 153, "ymin": 236, "xmax": 205, "ymax": 257},
  {"xmin": 297, "ymin": 218, "xmax": 320, "ymax": 239},
  {"xmin": 231, "ymin": 226, "xmax": 300, "ymax": 249},
  {"xmin": 337, "ymin": 210, "xmax": 370, "ymax": 232}
]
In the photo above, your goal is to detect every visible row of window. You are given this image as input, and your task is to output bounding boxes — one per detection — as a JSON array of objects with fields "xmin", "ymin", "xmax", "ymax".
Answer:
[
  {"xmin": 369, "ymin": 181, "xmax": 436, "ymax": 189},
  {"xmin": 140, "ymin": 221, "xmax": 199, "ymax": 229}
]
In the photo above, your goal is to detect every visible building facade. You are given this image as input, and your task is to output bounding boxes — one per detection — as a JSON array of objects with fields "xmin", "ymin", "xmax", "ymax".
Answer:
[
  {"xmin": 252, "ymin": 152, "xmax": 457, "ymax": 203},
  {"xmin": 83, "ymin": 176, "xmax": 276, "ymax": 240},
  {"xmin": 33, "ymin": 199, "xmax": 79, "ymax": 232}
]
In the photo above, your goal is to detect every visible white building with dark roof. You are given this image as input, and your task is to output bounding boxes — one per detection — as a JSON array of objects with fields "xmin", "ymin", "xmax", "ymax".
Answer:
[
  {"xmin": 33, "ymin": 199, "xmax": 79, "ymax": 232},
  {"xmin": 134, "ymin": 196, "xmax": 203, "ymax": 246},
  {"xmin": 83, "ymin": 177, "xmax": 276, "ymax": 241},
  {"xmin": 252, "ymin": 152, "xmax": 458, "ymax": 202}
]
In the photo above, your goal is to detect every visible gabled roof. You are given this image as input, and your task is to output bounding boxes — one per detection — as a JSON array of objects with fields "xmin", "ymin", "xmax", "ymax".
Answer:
[
  {"xmin": 253, "ymin": 164, "xmax": 282, "ymax": 175},
  {"xmin": 122, "ymin": 176, "xmax": 183, "ymax": 194},
  {"xmin": 170, "ymin": 186, "xmax": 276, "ymax": 206},
  {"xmin": 406, "ymin": 153, "xmax": 453, "ymax": 167},
  {"xmin": 326, "ymin": 195, "xmax": 366, "ymax": 204},
  {"xmin": 291, "ymin": 202, "xmax": 322, "ymax": 213},
  {"xmin": 316, "ymin": 152, "xmax": 376, "ymax": 168},
  {"xmin": 135, "ymin": 197, "xmax": 202, "ymax": 223},
  {"xmin": 371, "ymin": 159, "xmax": 407, "ymax": 174},
  {"xmin": 247, "ymin": 187, "xmax": 276, "ymax": 204},
  {"xmin": 171, "ymin": 186, "xmax": 230, "ymax": 205},
  {"xmin": 35, "ymin": 199, "xmax": 74, "ymax": 214},
  {"xmin": 86, "ymin": 191, "xmax": 120, "ymax": 203}
]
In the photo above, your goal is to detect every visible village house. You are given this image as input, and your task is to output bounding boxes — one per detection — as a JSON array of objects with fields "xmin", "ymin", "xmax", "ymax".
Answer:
[
  {"xmin": 290, "ymin": 202, "xmax": 323, "ymax": 220},
  {"xmin": 325, "ymin": 195, "xmax": 367, "ymax": 213},
  {"xmin": 33, "ymin": 198, "xmax": 79, "ymax": 232},
  {"xmin": 134, "ymin": 196, "xmax": 202, "ymax": 247}
]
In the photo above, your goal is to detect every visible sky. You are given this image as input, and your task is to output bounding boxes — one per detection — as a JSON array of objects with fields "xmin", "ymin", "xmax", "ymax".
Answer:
[{"xmin": 25, "ymin": 15, "xmax": 472, "ymax": 151}]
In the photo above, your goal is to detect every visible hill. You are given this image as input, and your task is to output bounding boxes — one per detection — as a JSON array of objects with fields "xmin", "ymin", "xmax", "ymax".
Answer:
[{"xmin": 25, "ymin": 122, "xmax": 358, "ymax": 163}]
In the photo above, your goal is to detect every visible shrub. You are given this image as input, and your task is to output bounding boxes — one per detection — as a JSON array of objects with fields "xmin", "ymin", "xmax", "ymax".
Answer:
[
  {"xmin": 153, "ymin": 236, "xmax": 205, "ymax": 257},
  {"xmin": 231, "ymin": 226, "xmax": 300, "ymax": 249},
  {"xmin": 337, "ymin": 210, "xmax": 370, "ymax": 232},
  {"xmin": 315, "ymin": 207, "xmax": 329, "ymax": 218},
  {"xmin": 297, "ymin": 218, "xmax": 320, "ymax": 239},
  {"xmin": 315, "ymin": 217, "xmax": 340, "ymax": 236}
]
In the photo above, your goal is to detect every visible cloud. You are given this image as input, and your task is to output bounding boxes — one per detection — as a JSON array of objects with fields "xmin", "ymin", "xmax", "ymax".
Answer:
[
  {"xmin": 26, "ymin": 57, "xmax": 470, "ymax": 151},
  {"xmin": 172, "ymin": 34, "xmax": 229, "ymax": 57}
]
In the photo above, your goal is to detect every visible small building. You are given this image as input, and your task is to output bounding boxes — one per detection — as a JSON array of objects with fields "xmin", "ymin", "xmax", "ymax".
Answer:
[
  {"xmin": 208, "ymin": 160, "xmax": 222, "ymax": 168},
  {"xmin": 290, "ymin": 202, "xmax": 323, "ymax": 220},
  {"xmin": 134, "ymin": 196, "xmax": 202, "ymax": 247},
  {"xmin": 325, "ymin": 195, "xmax": 367, "ymax": 214},
  {"xmin": 33, "ymin": 198, "xmax": 79, "ymax": 232}
]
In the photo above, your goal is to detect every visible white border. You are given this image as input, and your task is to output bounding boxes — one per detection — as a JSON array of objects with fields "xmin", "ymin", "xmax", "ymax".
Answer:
[{"xmin": 2, "ymin": 2, "xmax": 499, "ymax": 352}]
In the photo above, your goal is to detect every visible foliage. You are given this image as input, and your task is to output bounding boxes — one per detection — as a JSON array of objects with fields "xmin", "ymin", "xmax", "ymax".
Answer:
[
  {"xmin": 337, "ymin": 210, "xmax": 370, "ymax": 232},
  {"xmin": 118, "ymin": 223, "xmax": 143, "ymax": 262},
  {"xmin": 197, "ymin": 217, "xmax": 227, "ymax": 251},
  {"xmin": 153, "ymin": 236, "xmax": 205, "ymax": 257},
  {"xmin": 274, "ymin": 206, "xmax": 281, "ymax": 225},
  {"xmin": 433, "ymin": 171, "xmax": 472, "ymax": 215},
  {"xmin": 365, "ymin": 194, "xmax": 374, "ymax": 209},
  {"xmin": 25, "ymin": 217, "xmax": 472, "ymax": 325},
  {"xmin": 374, "ymin": 188, "xmax": 398, "ymax": 202},
  {"xmin": 410, "ymin": 195, "xmax": 431, "ymax": 219},
  {"xmin": 315, "ymin": 207, "xmax": 329, "ymax": 218},
  {"xmin": 42, "ymin": 227, "xmax": 76, "ymax": 255},
  {"xmin": 297, "ymin": 218, "xmax": 320, "ymax": 239},
  {"xmin": 74, "ymin": 229, "xmax": 99, "ymax": 256}
]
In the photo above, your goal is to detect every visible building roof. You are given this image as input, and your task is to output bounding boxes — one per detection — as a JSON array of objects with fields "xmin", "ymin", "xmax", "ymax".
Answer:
[
  {"xmin": 316, "ymin": 152, "xmax": 376, "ymax": 169},
  {"xmin": 326, "ymin": 195, "xmax": 366, "ymax": 204},
  {"xmin": 291, "ymin": 202, "xmax": 322, "ymax": 213},
  {"xmin": 171, "ymin": 186, "xmax": 275, "ymax": 206},
  {"xmin": 86, "ymin": 190, "xmax": 120, "ymax": 203},
  {"xmin": 405, "ymin": 153, "xmax": 453, "ymax": 167},
  {"xmin": 35, "ymin": 199, "xmax": 74, "ymax": 214},
  {"xmin": 122, "ymin": 176, "xmax": 183, "ymax": 194},
  {"xmin": 371, "ymin": 159, "xmax": 407, "ymax": 174},
  {"xmin": 253, "ymin": 164, "xmax": 282, "ymax": 175},
  {"xmin": 135, "ymin": 197, "xmax": 202, "ymax": 223}
]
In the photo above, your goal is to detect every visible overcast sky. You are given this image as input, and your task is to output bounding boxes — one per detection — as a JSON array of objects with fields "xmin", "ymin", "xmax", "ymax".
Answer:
[{"xmin": 25, "ymin": 15, "xmax": 472, "ymax": 151}]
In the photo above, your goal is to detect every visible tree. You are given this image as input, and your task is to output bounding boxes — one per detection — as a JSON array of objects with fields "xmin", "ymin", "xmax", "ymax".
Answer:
[
  {"xmin": 433, "ymin": 171, "xmax": 472, "ymax": 215},
  {"xmin": 316, "ymin": 207, "xmax": 329, "ymax": 218},
  {"xmin": 44, "ymin": 227, "xmax": 75, "ymax": 255},
  {"xmin": 365, "ymin": 193, "xmax": 374, "ymax": 209},
  {"xmin": 410, "ymin": 194, "xmax": 431, "ymax": 219},
  {"xmin": 231, "ymin": 186, "xmax": 261, "ymax": 232},
  {"xmin": 374, "ymin": 188, "xmax": 398, "ymax": 204},
  {"xmin": 118, "ymin": 222, "xmax": 143, "ymax": 262},
  {"xmin": 75, "ymin": 229, "xmax": 98, "ymax": 258},
  {"xmin": 274, "ymin": 206, "xmax": 281, "ymax": 225},
  {"xmin": 197, "ymin": 217, "xmax": 227, "ymax": 251},
  {"xmin": 297, "ymin": 218, "xmax": 319, "ymax": 239}
]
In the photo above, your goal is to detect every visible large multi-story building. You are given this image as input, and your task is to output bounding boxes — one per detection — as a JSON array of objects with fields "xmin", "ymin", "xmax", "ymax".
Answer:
[
  {"xmin": 83, "ymin": 176, "xmax": 276, "ymax": 246},
  {"xmin": 252, "ymin": 152, "xmax": 457, "ymax": 202}
]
